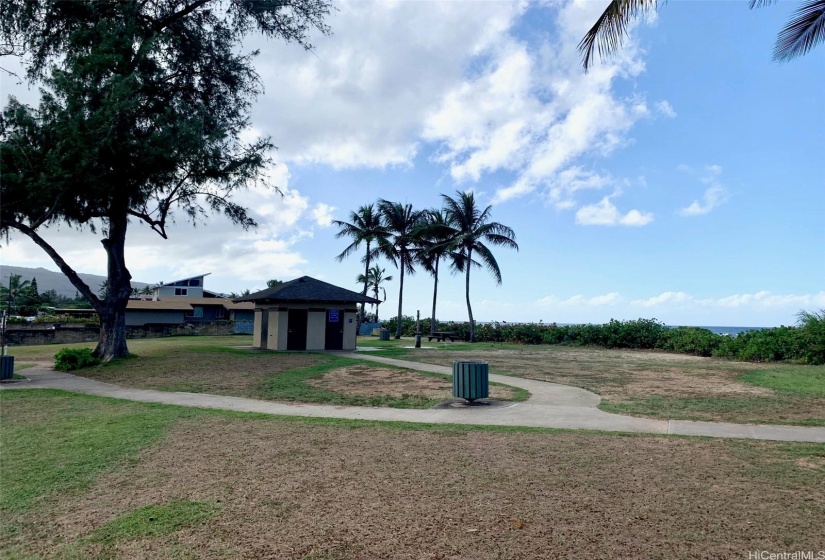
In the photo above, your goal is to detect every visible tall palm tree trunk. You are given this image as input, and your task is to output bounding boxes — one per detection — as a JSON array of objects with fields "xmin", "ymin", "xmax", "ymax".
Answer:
[
  {"xmin": 465, "ymin": 248, "xmax": 475, "ymax": 342},
  {"xmin": 395, "ymin": 256, "xmax": 405, "ymax": 339},
  {"xmin": 373, "ymin": 284, "xmax": 380, "ymax": 323},
  {"xmin": 430, "ymin": 259, "xmax": 439, "ymax": 336},
  {"xmin": 360, "ymin": 241, "xmax": 371, "ymax": 324}
]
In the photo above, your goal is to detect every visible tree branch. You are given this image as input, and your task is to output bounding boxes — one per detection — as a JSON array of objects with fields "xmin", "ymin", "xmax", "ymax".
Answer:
[{"xmin": 4, "ymin": 220, "xmax": 103, "ymax": 312}]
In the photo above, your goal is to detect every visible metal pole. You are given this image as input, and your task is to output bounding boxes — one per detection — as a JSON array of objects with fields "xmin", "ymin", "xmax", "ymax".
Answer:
[
  {"xmin": 6, "ymin": 275, "xmax": 12, "ymax": 317},
  {"xmin": 415, "ymin": 309, "xmax": 421, "ymax": 348}
]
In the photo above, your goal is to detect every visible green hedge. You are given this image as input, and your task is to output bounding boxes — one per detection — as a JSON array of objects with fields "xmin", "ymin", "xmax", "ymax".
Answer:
[
  {"xmin": 54, "ymin": 348, "xmax": 102, "ymax": 371},
  {"xmin": 381, "ymin": 311, "xmax": 825, "ymax": 364}
]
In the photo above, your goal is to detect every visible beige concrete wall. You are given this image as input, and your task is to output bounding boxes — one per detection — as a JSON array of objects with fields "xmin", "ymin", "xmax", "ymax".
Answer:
[
  {"xmin": 343, "ymin": 311, "xmax": 358, "ymax": 350},
  {"xmin": 276, "ymin": 310, "xmax": 289, "ymax": 350},
  {"xmin": 253, "ymin": 310, "xmax": 262, "ymax": 348},
  {"xmin": 264, "ymin": 309, "xmax": 281, "ymax": 350},
  {"xmin": 252, "ymin": 303, "xmax": 359, "ymax": 351},
  {"xmin": 306, "ymin": 311, "xmax": 326, "ymax": 350}
]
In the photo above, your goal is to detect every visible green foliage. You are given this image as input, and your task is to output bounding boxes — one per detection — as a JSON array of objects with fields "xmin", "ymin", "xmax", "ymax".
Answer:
[
  {"xmin": 1, "ymin": 0, "xmax": 332, "ymax": 359},
  {"xmin": 796, "ymin": 309, "xmax": 825, "ymax": 365},
  {"xmin": 658, "ymin": 327, "xmax": 722, "ymax": 357},
  {"xmin": 91, "ymin": 500, "xmax": 219, "ymax": 543},
  {"xmin": 380, "ymin": 310, "xmax": 825, "ymax": 365},
  {"xmin": 54, "ymin": 348, "xmax": 102, "ymax": 371},
  {"xmin": 0, "ymin": 390, "xmax": 185, "ymax": 513},
  {"xmin": 740, "ymin": 366, "xmax": 825, "ymax": 397}
]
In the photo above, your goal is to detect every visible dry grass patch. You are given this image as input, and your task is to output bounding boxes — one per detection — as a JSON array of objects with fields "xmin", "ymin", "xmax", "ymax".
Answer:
[
  {"xmin": 13, "ymin": 415, "xmax": 825, "ymax": 559},
  {"xmin": 373, "ymin": 344, "xmax": 825, "ymax": 424},
  {"xmin": 309, "ymin": 364, "xmax": 516, "ymax": 401}
]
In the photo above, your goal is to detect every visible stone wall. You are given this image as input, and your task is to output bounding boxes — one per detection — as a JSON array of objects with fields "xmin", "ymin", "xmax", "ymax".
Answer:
[{"xmin": 4, "ymin": 321, "xmax": 241, "ymax": 346}]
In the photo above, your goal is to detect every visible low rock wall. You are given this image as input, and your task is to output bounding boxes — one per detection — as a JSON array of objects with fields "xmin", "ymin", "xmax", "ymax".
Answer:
[{"xmin": 4, "ymin": 321, "xmax": 240, "ymax": 346}]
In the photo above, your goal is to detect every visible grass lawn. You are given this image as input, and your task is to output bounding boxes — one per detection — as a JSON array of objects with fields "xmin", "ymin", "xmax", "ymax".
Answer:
[
  {"xmin": 360, "ymin": 336, "xmax": 825, "ymax": 426},
  {"xmin": 10, "ymin": 336, "xmax": 525, "ymax": 408},
  {"xmin": 1, "ymin": 389, "xmax": 823, "ymax": 559}
]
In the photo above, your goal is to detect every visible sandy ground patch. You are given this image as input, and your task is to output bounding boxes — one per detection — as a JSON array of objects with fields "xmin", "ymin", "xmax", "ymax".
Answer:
[
  {"xmin": 308, "ymin": 365, "xmax": 516, "ymax": 400},
  {"xmin": 18, "ymin": 417, "xmax": 825, "ymax": 559}
]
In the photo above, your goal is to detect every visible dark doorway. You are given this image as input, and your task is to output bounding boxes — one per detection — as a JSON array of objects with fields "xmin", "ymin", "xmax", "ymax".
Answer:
[
  {"xmin": 325, "ymin": 309, "xmax": 344, "ymax": 350},
  {"xmin": 260, "ymin": 310, "xmax": 269, "ymax": 346},
  {"xmin": 287, "ymin": 309, "xmax": 308, "ymax": 350}
]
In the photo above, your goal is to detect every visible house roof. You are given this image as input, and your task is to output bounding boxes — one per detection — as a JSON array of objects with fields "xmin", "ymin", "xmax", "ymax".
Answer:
[
  {"xmin": 234, "ymin": 276, "xmax": 380, "ymax": 304},
  {"xmin": 153, "ymin": 273, "xmax": 211, "ymax": 288},
  {"xmin": 179, "ymin": 297, "xmax": 254, "ymax": 310},
  {"xmin": 126, "ymin": 298, "xmax": 253, "ymax": 311},
  {"xmin": 127, "ymin": 300, "xmax": 193, "ymax": 311}
]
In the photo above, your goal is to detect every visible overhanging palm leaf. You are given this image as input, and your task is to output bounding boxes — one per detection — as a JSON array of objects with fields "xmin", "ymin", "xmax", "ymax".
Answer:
[
  {"xmin": 581, "ymin": 0, "xmax": 824, "ymax": 70},
  {"xmin": 578, "ymin": 0, "xmax": 659, "ymax": 72},
  {"xmin": 771, "ymin": 0, "xmax": 825, "ymax": 61}
]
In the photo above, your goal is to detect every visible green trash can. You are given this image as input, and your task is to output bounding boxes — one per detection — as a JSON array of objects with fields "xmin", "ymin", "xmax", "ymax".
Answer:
[
  {"xmin": 379, "ymin": 328, "xmax": 390, "ymax": 341},
  {"xmin": 452, "ymin": 361, "xmax": 489, "ymax": 401},
  {"xmin": 0, "ymin": 356, "xmax": 14, "ymax": 381}
]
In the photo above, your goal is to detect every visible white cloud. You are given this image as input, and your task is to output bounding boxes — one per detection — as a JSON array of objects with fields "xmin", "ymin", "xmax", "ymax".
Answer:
[
  {"xmin": 632, "ymin": 292, "xmax": 692, "ymax": 307},
  {"xmin": 679, "ymin": 164, "xmax": 730, "ymax": 216},
  {"xmin": 311, "ymin": 203, "xmax": 335, "ymax": 228},
  {"xmin": 575, "ymin": 191, "xmax": 654, "ymax": 226},
  {"xmin": 537, "ymin": 293, "xmax": 624, "ymax": 307},
  {"xmin": 241, "ymin": 0, "xmax": 661, "ymax": 214},
  {"xmin": 655, "ymin": 100, "xmax": 677, "ymax": 118},
  {"xmin": 249, "ymin": 0, "xmax": 526, "ymax": 169},
  {"xmin": 632, "ymin": 290, "xmax": 825, "ymax": 310}
]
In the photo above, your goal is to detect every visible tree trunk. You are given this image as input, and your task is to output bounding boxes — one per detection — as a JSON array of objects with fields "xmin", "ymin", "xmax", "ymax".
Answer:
[
  {"xmin": 94, "ymin": 212, "xmax": 133, "ymax": 361},
  {"xmin": 374, "ymin": 285, "xmax": 380, "ymax": 323},
  {"xmin": 430, "ymin": 258, "xmax": 439, "ymax": 335},
  {"xmin": 395, "ymin": 255, "xmax": 405, "ymax": 339},
  {"xmin": 360, "ymin": 241, "xmax": 371, "ymax": 325},
  {"xmin": 466, "ymin": 248, "xmax": 475, "ymax": 342}
]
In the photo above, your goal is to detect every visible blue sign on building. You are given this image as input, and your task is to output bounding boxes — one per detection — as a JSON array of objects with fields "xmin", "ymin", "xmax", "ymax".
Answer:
[{"xmin": 328, "ymin": 310, "xmax": 340, "ymax": 322}]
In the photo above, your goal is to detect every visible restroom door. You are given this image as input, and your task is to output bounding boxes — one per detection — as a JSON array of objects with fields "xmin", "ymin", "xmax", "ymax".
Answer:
[
  {"xmin": 324, "ymin": 309, "xmax": 344, "ymax": 350},
  {"xmin": 287, "ymin": 309, "xmax": 308, "ymax": 350}
]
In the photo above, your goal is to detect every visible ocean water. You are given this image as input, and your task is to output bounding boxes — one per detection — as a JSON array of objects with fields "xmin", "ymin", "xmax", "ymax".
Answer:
[
  {"xmin": 490, "ymin": 323, "xmax": 768, "ymax": 337},
  {"xmin": 680, "ymin": 326, "xmax": 766, "ymax": 336}
]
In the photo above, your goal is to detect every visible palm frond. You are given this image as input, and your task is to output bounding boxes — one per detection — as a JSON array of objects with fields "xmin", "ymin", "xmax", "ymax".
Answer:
[
  {"xmin": 578, "ymin": 0, "xmax": 659, "ymax": 72},
  {"xmin": 773, "ymin": 0, "xmax": 825, "ymax": 61},
  {"xmin": 749, "ymin": 0, "xmax": 778, "ymax": 8},
  {"xmin": 473, "ymin": 244, "xmax": 503, "ymax": 285}
]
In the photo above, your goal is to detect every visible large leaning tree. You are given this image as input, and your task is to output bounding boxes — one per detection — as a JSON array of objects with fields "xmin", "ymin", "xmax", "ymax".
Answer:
[{"xmin": 0, "ymin": 0, "xmax": 331, "ymax": 360}]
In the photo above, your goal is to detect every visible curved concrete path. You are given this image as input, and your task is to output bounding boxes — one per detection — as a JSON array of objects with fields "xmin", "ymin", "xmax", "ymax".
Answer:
[{"xmin": 3, "ymin": 357, "xmax": 824, "ymax": 443}]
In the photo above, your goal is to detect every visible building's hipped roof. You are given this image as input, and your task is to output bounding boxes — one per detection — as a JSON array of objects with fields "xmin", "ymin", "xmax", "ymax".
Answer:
[{"xmin": 234, "ymin": 276, "xmax": 379, "ymax": 304}]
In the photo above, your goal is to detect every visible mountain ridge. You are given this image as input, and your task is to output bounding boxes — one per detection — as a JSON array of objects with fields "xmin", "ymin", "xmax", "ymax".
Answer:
[{"xmin": 0, "ymin": 265, "xmax": 151, "ymax": 298}]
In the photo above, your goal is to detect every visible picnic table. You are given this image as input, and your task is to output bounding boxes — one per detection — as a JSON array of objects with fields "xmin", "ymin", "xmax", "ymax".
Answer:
[{"xmin": 427, "ymin": 331, "xmax": 459, "ymax": 342}]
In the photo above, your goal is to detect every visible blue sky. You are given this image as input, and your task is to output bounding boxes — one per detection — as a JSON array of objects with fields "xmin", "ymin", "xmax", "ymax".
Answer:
[{"xmin": 3, "ymin": 0, "xmax": 824, "ymax": 327}]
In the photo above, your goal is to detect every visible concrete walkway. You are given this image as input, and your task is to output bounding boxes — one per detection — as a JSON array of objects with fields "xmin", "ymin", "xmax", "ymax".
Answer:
[{"xmin": 3, "ymin": 356, "xmax": 824, "ymax": 443}]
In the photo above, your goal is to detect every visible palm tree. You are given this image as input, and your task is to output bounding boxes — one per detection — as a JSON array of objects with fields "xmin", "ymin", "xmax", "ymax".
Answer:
[
  {"xmin": 375, "ymin": 200, "xmax": 427, "ymax": 339},
  {"xmin": 356, "ymin": 265, "xmax": 393, "ymax": 322},
  {"xmin": 442, "ymin": 191, "xmax": 518, "ymax": 343},
  {"xmin": 333, "ymin": 204, "xmax": 386, "ymax": 323},
  {"xmin": 579, "ymin": 0, "xmax": 825, "ymax": 71},
  {"xmin": 1, "ymin": 274, "xmax": 32, "ymax": 314},
  {"xmin": 417, "ymin": 209, "xmax": 460, "ymax": 336}
]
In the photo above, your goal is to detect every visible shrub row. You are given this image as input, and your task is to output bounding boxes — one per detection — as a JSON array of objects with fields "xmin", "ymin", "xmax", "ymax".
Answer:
[{"xmin": 380, "ymin": 313, "xmax": 825, "ymax": 364}]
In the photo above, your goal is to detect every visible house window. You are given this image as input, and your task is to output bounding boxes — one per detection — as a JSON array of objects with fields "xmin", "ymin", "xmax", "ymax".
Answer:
[
  {"xmin": 175, "ymin": 288, "xmax": 188, "ymax": 296},
  {"xmin": 189, "ymin": 279, "xmax": 200, "ymax": 286},
  {"xmin": 186, "ymin": 306, "xmax": 204, "ymax": 318},
  {"xmin": 216, "ymin": 307, "xmax": 225, "ymax": 319}
]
